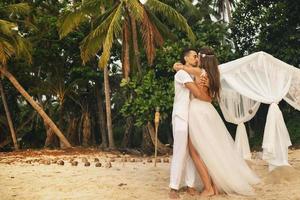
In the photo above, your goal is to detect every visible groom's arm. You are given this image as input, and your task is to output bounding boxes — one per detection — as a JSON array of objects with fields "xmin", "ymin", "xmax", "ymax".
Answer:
[{"xmin": 185, "ymin": 82, "xmax": 212, "ymax": 102}]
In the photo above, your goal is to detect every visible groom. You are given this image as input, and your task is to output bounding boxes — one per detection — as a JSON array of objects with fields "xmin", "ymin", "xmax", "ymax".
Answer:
[{"xmin": 169, "ymin": 48, "xmax": 211, "ymax": 199}]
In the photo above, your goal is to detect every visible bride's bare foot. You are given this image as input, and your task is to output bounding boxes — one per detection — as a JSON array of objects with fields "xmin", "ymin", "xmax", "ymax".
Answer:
[
  {"xmin": 200, "ymin": 187, "xmax": 215, "ymax": 197},
  {"xmin": 186, "ymin": 187, "xmax": 199, "ymax": 196},
  {"xmin": 169, "ymin": 189, "xmax": 180, "ymax": 199}
]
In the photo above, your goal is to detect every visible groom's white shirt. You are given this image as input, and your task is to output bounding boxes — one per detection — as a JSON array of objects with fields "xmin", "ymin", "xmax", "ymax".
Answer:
[
  {"xmin": 172, "ymin": 70, "xmax": 194, "ymax": 121},
  {"xmin": 170, "ymin": 69, "xmax": 196, "ymax": 190}
]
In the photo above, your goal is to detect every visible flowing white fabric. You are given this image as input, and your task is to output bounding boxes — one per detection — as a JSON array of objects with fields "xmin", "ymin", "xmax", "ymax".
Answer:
[
  {"xmin": 189, "ymin": 99, "xmax": 260, "ymax": 195},
  {"xmin": 219, "ymin": 51, "xmax": 295, "ymax": 169},
  {"xmin": 262, "ymin": 103, "xmax": 291, "ymax": 168},
  {"xmin": 284, "ymin": 67, "xmax": 300, "ymax": 111},
  {"xmin": 220, "ymin": 86, "xmax": 260, "ymax": 160}
]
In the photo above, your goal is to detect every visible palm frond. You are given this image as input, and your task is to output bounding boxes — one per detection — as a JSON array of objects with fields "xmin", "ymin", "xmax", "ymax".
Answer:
[
  {"xmin": 79, "ymin": 0, "xmax": 112, "ymax": 15},
  {"xmin": 98, "ymin": 3, "xmax": 123, "ymax": 69},
  {"xmin": 80, "ymin": 7, "xmax": 118, "ymax": 64},
  {"xmin": 145, "ymin": 7, "xmax": 177, "ymax": 41},
  {"xmin": 58, "ymin": 10, "xmax": 89, "ymax": 39},
  {"xmin": 0, "ymin": 39, "xmax": 15, "ymax": 65},
  {"xmin": 0, "ymin": 18, "xmax": 31, "ymax": 65},
  {"xmin": 180, "ymin": 0, "xmax": 201, "ymax": 18},
  {"xmin": 126, "ymin": 0, "xmax": 144, "ymax": 21},
  {"xmin": 0, "ymin": 3, "xmax": 31, "ymax": 16},
  {"xmin": 146, "ymin": 0, "xmax": 196, "ymax": 42},
  {"xmin": 0, "ymin": 20, "xmax": 18, "ymax": 36},
  {"xmin": 14, "ymin": 36, "xmax": 32, "ymax": 64},
  {"xmin": 140, "ymin": 9, "xmax": 164, "ymax": 65}
]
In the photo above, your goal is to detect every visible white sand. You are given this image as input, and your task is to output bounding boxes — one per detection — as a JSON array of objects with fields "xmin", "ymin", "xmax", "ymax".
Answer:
[{"xmin": 1, "ymin": 149, "xmax": 300, "ymax": 200}]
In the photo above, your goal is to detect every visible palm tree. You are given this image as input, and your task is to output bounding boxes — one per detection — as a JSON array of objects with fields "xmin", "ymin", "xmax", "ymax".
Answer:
[
  {"xmin": 0, "ymin": 79, "xmax": 18, "ymax": 150},
  {"xmin": 213, "ymin": 0, "xmax": 235, "ymax": 22},
  {"xmin": 0, "ymin": 2, "xmax": 71, "ymax": 148},
  {"xmin": 58, "ymin": 0, "xmax": 196, "ymax": 149},
  {"xmin": 43, "ymin": 70, "xmax": 78, "ymax": 147}
]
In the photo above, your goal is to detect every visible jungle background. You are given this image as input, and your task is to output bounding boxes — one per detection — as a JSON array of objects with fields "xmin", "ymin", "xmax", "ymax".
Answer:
[{"xmin": 0, "ymin": 0, "xmax": 299, "ymax": 154}]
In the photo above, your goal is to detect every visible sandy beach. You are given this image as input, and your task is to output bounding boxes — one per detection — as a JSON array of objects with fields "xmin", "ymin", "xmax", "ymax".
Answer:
[{"xmin": 1, "ymin": 148, "xmax": 300, "ymax": 200}]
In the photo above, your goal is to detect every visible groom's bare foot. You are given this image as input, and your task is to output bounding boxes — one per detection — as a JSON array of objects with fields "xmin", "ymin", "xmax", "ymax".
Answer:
[
  {"xmin": 186, "ymin": 187, "xmax": 198, "ymax": 196},
  {"xmin": 200, "ymin": 187, "xmax": 215, "ymax": 197},
  {"xmin": 169, "ymin": 189, "xmax": 180, "ymax": 199}
]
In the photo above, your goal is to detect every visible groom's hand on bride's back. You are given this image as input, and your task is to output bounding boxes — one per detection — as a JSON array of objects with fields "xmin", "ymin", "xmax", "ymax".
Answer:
[
  {"xmin": 185, "ymin": 83, "xmax": 212, "ymax": 102},
  {"xmin": 197, "ymin": 76, "xmax": 210, "ymax": 88}
]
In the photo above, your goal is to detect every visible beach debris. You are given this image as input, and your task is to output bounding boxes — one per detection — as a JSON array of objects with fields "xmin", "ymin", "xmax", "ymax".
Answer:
[
  {"xmin": 94, "ymin": 158, "xmax": 99, "ymax": 162},
  {"xmin": 84, "ymin": 161, "xmax": 91, "ymax": 167},
  {"xmin": 147, "ymin": 158, "xmax": 152, "ymax": 163},
  {"xmin": 57, "ymin": 160, "xmax": 64, "ymax": 165},
  {"xmin": 118, "ymin": 183, "xmax": 127, "ymax": 187},
  {"xmin": 95, "ymin": 162, "xmax": 102, "ymax": 167},
  {"xmin": 25, "ymin": 160, "xmax": 32, "ymax": 164},
  {"xmin": 45, "ymin": 160, "xmax": 51, "ymax": 165},
  {"xmin": 163, "ymin": 158, "xmax": 169, "ymax": 163},
  {"xmin": 71, "ymin": 161, "xmax": 78, "ymax": 166},
  {"xmin": 105, "ymin": 161, "xmax": 112, "ymax": 168},
  {"xmin": 156, "ymin": 158, "xmax": 162, "ymax": 163},
  {"xmin": 82, "ymin": 157, "xmax": 88, "ymax": 163},
  {"xmin": 51, "ymin": 158, "xmax": 59, "ymax": 164},
  {"xmin": 130, "ymin": 158, "xmax": 136, "ymax": 162},
  {"xmin": 42, "ymin": 160, "xmax": 51, "ymax": 165}
]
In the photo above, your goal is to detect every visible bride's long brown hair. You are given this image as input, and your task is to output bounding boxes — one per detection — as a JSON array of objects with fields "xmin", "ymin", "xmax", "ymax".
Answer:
[{"xmin": 199, "ymin": 47, "xmax": 221, "ymax": 100}]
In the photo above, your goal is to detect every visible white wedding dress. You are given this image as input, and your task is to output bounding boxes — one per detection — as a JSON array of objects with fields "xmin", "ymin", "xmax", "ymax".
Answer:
[{"xmin": 189, "ymin": 98, "xmax": 260, "ymax": 196}]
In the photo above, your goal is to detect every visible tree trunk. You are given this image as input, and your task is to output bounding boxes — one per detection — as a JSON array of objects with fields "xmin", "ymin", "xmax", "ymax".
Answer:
[
  {"xmin": 66, "ymin": 116, "xmax": 78, "ymax": 145},
  {"xmin": 121, "ymin": 117, "xmax": 133, "ymax": 148},
  {"xmin": 129, "ymin": 14, "xmax": 142, "ymax": 75},
  {"xmin": 122, "ymin": 17, "xmax": 130, "ymax": 80},
  {"xmin": 225, "ymin": 0, "xmax": 232, "ymax": 23},
  {"xmin": 141, "ymin": 126, "xmax": 154, "ymax": 155},
  {"xmin": 44, "ymin": 122, "xmax": 57, "ymax": 148},
  {"xmin": 146, "ymin": 122, "xmax": 170, "ymax": 154},
  {"xmin": 58, "ymin": 105, "xmax": 65, "ymax": 148},
  {"xmin": 0, "ymin": 67, "xmax": 71, "ymax": 148},
  {"xmin": 95, "ymin": 81, "xmax": 108, "ymax": 148},
  {"xmin": 0, "ymin": 79, "xmax": 18, "ymax": 150},
  {"xmin": 82, "ymin": 111, "xmax": 91, "ymax": 147},
  {"xmin": 103, "ymin": 66, "xmax": 115, "ymax": 148}
]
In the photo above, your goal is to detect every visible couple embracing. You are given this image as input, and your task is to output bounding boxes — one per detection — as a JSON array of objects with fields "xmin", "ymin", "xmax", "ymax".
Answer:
[{"xmin": 169, "ymin": 47, "xmax": 260, "ymax": 199}]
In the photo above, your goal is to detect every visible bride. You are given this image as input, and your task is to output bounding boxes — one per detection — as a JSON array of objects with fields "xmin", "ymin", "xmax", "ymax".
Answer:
[{"xmin": 174, "ymin": 47, "xmax": 260, "ymax": 196}]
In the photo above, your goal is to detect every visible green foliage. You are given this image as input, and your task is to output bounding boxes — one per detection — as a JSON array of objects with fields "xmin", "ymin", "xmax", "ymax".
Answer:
[
  {"xmin": 231, "ymin": 0, "xmax": 300, "ymax": 66},
  {"xmin": 287, "ymin": 114, "xmax": 300, "ymax": 145},
  {"xmin": 120, "ymin": 70, "xmax": 174, "ymax": 127}
]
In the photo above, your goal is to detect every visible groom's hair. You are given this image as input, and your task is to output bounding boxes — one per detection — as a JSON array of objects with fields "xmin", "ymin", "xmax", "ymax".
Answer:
[{"xmin": 180, "ymin": 48, "xmax": 198, "ymax": 65}]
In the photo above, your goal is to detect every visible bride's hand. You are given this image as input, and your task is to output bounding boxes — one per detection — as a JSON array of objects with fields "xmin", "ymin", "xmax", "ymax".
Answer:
[{"xmin": 173, "ymin": 62, "xmax": 184, "ymax": 71}]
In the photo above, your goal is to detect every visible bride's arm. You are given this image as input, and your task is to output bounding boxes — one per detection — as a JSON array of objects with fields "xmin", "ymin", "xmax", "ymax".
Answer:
[
  {"xmin": 185, "ymin": 82, "xmax": 212, "ymax": 102},
  {"xmin": 173, "ymin": 63, "xmax": 201, "ymax": 76}
]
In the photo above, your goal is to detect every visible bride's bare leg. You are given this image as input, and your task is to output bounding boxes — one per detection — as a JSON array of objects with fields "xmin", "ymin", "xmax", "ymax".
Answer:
[
  {"xmin": 188, "ymin": 137, "xmax": 214, "ymax": 196},
  {"xmin": 212, "ymin": 179, "xmax": 219, "ymax": 195}
]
